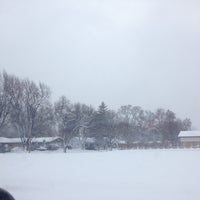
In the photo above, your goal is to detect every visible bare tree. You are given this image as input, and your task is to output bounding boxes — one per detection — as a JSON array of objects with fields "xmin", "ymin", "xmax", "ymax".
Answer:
[
  {"xmin": 10, "ymin": 79, "xmax": 50, "ymax": 152},
  {"xmin": 0, "ymin": 72, "xmax": 14, "ymax": 131},
  {"xmin": 55, "ymin": 97, "xmax": 94, "ymax": 152},
  {"xmin": 54, "ymin": 96, "xmax": 74, "ymax": 152},
  {"xmin": 73, "ymin": 103, "xmax": 94, "ymax": 149},
  {"xmin": 33, "ymin": 102, "xmax": 55, "ymax": 137}
]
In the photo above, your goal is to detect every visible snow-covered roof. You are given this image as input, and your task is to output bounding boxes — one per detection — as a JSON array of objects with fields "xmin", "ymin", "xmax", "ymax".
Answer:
[
  {"xmin": 0, "ymin": 137, "xmax": 21, "ymax": 144},
  {"xmin": 111, "ymin": 138, "xmax": 126, "ymax": 144},
  {"xmin": 0, "ymin": 137, "xmax": 62, "ymax": 144},
  {"xmin": 32, "ymin": 137, "xmax": 61, "ymax": 143},
  {"xmin": 132, "ymin": 141, "xmax": 140, "ymax": 144},
  {"xmin": 85, "ymin": 137, "xmax": 96, "ymax": 143},
  {"xmin": 178, "ymin": 131, "xmax": 200, "ymax": 137}
]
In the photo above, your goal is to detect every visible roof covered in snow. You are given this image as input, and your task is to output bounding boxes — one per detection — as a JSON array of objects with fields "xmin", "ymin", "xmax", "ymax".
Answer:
[
  {"xmin": 0, "ymin": 137, "xmax": 21, "ymax": 143},
  {"xmin": 112, "ymin": 138, "xmax": 126, "ymax": 144},
  {"xmin": 178, "ymin": 131, "xmax": 200, "ymax": 137},
  {"xmin": 85, "ymin": 137, "xmax": 96, "ymax": 143},
  {"xmin": 31, "ymin": 137, "xmax": 61, "ymax": 143},
  {"xmin": 0, "ymin": 137, "xmax": 62, "ymax": 144}
]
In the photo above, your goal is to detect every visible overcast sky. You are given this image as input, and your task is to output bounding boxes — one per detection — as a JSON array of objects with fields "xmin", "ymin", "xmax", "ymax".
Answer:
[{"xmin": 0, "ymin": 0, "xmax": 200, "ymax": 128}]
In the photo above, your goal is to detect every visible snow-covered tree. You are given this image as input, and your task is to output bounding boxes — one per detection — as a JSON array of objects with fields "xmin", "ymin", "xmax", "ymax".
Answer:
[
  {"xmin": 10, "ymin": 79, "xmax": 50, "ymax": 151},
  {"xmin": 54, "ymin": 97, "xmax": 94, "ymax": 152},
  {"xmin": 0, "ymin": 72, "xmax": 14, "ymax": 131}
]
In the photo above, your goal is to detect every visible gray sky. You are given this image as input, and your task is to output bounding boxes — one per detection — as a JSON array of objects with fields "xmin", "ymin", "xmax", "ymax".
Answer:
[{"xmin": 0, "ymin": 0, "xmax": 200, "ymax": 128}]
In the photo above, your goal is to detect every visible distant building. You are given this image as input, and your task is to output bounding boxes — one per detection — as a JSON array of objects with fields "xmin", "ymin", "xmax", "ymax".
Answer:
[
  {"xmin": 31, "ymin": 137, "xmax": 63, "ymax": 151},
  {"xmin": 0, "ymin": 137, "xmax": 63, "ymax": 152},
  {"xmin": 0, "ymin": 137, "xmax": 21, "ymax": 152},
  {"xmin": 85, "ymin": 137, "xmax": 97, "ymax": 150},
  {"xmin": 178, "ymin": 131, "xmax": 200, "ymax": 148}
]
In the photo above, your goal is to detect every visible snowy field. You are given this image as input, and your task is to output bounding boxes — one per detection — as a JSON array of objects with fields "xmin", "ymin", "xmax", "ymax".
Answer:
[{"xmin": 1, "ymin": 149, "xmax": 200, "ymax": 200}]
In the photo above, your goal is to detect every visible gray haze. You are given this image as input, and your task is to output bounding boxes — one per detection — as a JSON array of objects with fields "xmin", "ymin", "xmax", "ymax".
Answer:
[{"xmin": 0, "ymin": 0, "xmax": 200, "ymax": 128}]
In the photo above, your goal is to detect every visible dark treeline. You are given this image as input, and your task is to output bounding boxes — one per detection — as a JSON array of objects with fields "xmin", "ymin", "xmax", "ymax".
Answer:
[{"xmin": 0, "ymin": 71, "xmax": 192, "ymax": 151}]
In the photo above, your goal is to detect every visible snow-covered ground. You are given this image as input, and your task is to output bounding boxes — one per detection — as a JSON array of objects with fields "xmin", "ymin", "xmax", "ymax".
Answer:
[{"xmin": 0, "ymin": 149, "xmax": 200, "ymax": 200}]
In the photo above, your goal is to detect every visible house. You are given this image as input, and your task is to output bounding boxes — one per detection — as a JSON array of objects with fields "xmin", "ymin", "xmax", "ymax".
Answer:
[
  {"xmin": 85, "ymin": 137, "xmax": 97, "ymax": 150},
  {"xmin": 178, "ymin": 131, "xmax": 200, "ymax": 148},
  {"xmin": 0, "ymin": 137, "xmax": 22, "ymax": 152},
  {"xmin": 30, "ymin": 137, "xmax": 63, "ymax": 151},
  {"xmin": 111, "ymin": 138, "xmax": 127, "ymax": 149},
  {"xmin": 0, "ymin": 137, "xmax": 63, "ymax": 152}
]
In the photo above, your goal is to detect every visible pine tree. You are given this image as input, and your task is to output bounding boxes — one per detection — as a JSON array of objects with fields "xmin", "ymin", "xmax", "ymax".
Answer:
[{"xmin": 98, "ymin": 102, "xmax": 108, "ymax": 115}]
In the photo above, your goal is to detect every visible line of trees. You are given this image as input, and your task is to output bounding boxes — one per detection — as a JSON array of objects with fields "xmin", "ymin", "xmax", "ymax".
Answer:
[{"xmin": 0, "ymin": 71, "xmax": 192, "ymax": 151}]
